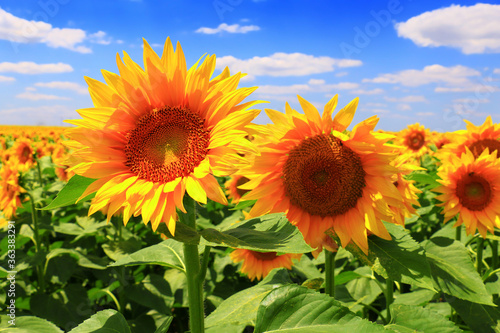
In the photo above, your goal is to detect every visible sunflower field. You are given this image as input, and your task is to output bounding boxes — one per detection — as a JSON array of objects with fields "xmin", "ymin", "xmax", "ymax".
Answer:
[{"xmin": 1, "ymin": 38, "xmax": 500, "ymax": 333}]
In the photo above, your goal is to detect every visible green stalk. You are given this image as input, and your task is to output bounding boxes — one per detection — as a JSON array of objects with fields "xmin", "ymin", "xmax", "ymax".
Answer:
[
  {"xmin": 476, "ymin": 237, "xmax": 485, "ymax": 275},
  {"xmin": 385, "ymin": 278, "xmax": 394, "ymax": 324},
  {"xmin": 455, "ymin": 225, "xmax": 461, "ymax": 241},
  {"xmin": 30, "ymin": 197, "xmax": 45, "ymax": 293},
  {"xmin": 492, "ymin": 240, "xmax": 498, "ymax": 270},
  {"xmin": 178, "ymin": 196, "xmax": 204, "ymax": 333},
  {"xmin": 325, "ymin": 250, "xmax": 337, "ymax": 297}
]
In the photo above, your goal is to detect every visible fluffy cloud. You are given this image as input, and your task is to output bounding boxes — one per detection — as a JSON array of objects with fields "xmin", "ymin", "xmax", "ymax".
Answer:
[
  {"xmin": 216, "ymin": 53, "xmax": 362, "ymax": 77},
  {"xmin": 0, "ymin": 75, "xmax": 15, "ymax": 82},
  {"xmin": 362, "ymin": 64, "xmax": 499, "ymax": 92},
  {"xmin": 195, "ymin": 23, "xmax": 260, "ymax": 34},
  {"xmin": 256, "ymin": 82, "xmax": 359, "ymax": 95},
  {"xmin": 34, "ymin": 81, "xmax": 87, "ymax": 94},
  {"xmin": 363, "ymin": 65, "xmax": 479, "ymax": 87},
  {"xmin": 16, "ymin": 91, "xmax": 70, "ymax": 101},
  {"xmin": 384, "ymin": 95, "xmax": 427, "ymax": 102},
  {"xmin": 0, "ymin": 105, "xmax": 74, "ymax": 125},
  {"xmin": 0, "ymin": 8, "xmax": 111, "ymax": 53},
  {"xmin": 395, "ymin": 4, "xmax": 500, "ymax": 54},
  {"xmin": 350, "ymin": 88, "xmax": 384, "ymax": 95},
  {"xmin": 0, "ymin": 61, "xmax": 73, "ymax": 74}
]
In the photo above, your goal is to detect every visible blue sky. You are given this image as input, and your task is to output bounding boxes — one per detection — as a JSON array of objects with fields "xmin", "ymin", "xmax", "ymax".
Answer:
[{"xmin": 0, "ymin": 0, "xmax": 499, "ymax": 132}]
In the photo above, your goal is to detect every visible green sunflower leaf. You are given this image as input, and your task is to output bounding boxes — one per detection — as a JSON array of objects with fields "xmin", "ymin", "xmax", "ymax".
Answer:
[
  {"xmin": 199, "ymin": 213, "xmax": 312, "ymax": 253},
  {"xmin": 343, "ymin": 222, "xmax": 436, "ymax": 292},
  {"xmin": 109, "ymin": 239, "xmax": 186, "ymax": 272},
  {"xmin": 445, "ymin": 294, "xmax": 500, "ymax": 333},
  {"xmin": 388, "ymin": 304, "xmax": 462, "ymax": 333},
  {"xmin": 423, "ymin": 237, "xmax": 494, "ymax": 306},
  {"xmin": 254, "ymin": 284, "xmax": 390, "ymax": 333},
  {"xmin": 40, "ymin": 174, "xmax": 96, "ymax": 210},
  {"xmin": 205, "ymin": 269, "xmax": 292, "ymax": 329},
  {"xmin": 0, "ymin": 315, "xmax": 63, "ymax": 333},
  {"xmin": 68, "ymin": 309, "xmax": 131, "ymax": 333}
]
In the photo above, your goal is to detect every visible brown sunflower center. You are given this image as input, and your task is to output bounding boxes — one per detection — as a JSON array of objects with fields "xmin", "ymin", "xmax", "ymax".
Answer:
[
  {"xmin": 469, "ymin": 139, "xmax": 500, "ymax": 158},
  {"xmin": 235, "ymin": 176, "xmax": 251, "ymax": 198},
  {"xmin": 456, "ymin": 173, "xmax": 492, "ymax": 211},
  {"xmin": 282, "ymin": 134, "xmax": 366, "ymax": 217},
  {"xmin": 406, "ymin": 131, "xmax": 425, "ymax": 151},
  {"xmin": 125, "ymin": 106, "xmax": 210, "ymax": 183},
  {"xmin": 251, "ymin": 251, "xmax": 278, "ymax": 261}
]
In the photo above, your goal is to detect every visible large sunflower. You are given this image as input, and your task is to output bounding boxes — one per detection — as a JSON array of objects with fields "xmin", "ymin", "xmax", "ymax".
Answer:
[
  {"xmin": 230, "ymin": 249, "xmax": 300, "ymax": 281},
  {"xmin": 65, "ymin": 38, "xmax": 260, "ymax": 234},
  {"xmin": 240, "ymin": 95, "xmax": 404, "ymax": 254},
  {"xmin": 434, "ymin": 148, "xmax": 500, "ymax": 237},
  {"xmin": 439, "ymin": 116, "xmax": 500, "ymax": 161}
]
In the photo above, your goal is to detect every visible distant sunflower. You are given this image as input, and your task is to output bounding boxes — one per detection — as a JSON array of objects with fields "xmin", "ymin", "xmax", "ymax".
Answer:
[
  {"xmin": 395, "ymin": 123, "xmax": 430, "ymax": 162},
  {"xmin": 439, "ymin": 116, "xmax": 500, "ymax": 160},
  {"xmin": 65, "ymin": 38, "xmax": 260, "ymax": 234},
  {"xmin": 230, "ymin": 249, "xmax": 300, "ymax": 281},
  {"xmin": 241, "ymin": 95, "xmax": 404, "ymax": 254},
  {"xmin": 434, "ymin": 148, "xmax": 500, "ymax": 237},
  {"xmin": 0, "ymin": 161, "xmax": 26, "ymax": 219},
  {"xmin": 225, "ymin": 174, "xmax": 251, "ymax": 203},
  {"xmin": 13, "ymin": 138, "xmax": 34, "ymax": 167}
]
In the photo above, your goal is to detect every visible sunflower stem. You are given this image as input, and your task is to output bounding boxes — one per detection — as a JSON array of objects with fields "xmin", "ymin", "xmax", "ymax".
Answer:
[
  {"xmin": 455, "ymin": 225, "xmax": 461, "ymax": 241},
  {"xmin": 30, "ymin": 197, "xmax": 45, "ymax": 293},
  {"xmin": 476, "ymin": 236, "xmax": 485, "ymax": 275},
  {"xmin": 385, "ymin": 278, "xmax": 394, "ymax": 323},
  {"xmin": 492, "ymin": 240, "xmax": 498, "ymax": 270},
  {"xmin": 179, "ymin": 196, "xmax": 204, "ymax": 333},
  {"xmin": 325, "ymin": 250, "xmax": 337, "ymax": 297}
]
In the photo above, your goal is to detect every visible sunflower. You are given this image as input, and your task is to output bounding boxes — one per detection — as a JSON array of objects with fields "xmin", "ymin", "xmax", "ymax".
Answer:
[
  {"xmin": 0, "ymin": 161, "xmax": 26, "ymax": 219},
  {"xmin": 241, "ymin": 95, "xmax": 404, "ymax": 254},
  {"xmin": 434, "ymin": 148, "xmax": 500, "ymax": 237},
  {"xmin": 395, "ymin": 123, "xmax": 430, "ymax": 163},
  {"xmin": 388, "ymin": 155, "xmax": 422, "ymax": 226},
  {"xmin": 65, "ymin": 38, "xmax": 260, "ymax": 234},
  {"xmin": 12, "ymin": 137, "xmax": 34, "ymax": 167},
  {"xmin": 230, "ymin": 249, "xmax": 301, "ymax": 281},
  {"xmin": 439, "ymin": 116, "xmax": 500, "ymax": 161},
  {"xmin": 225, "ymin": 174, "xmax": 251, "ymax": 203}
]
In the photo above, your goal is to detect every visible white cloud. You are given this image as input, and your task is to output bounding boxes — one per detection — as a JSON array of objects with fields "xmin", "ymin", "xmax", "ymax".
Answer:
[
  {"xmin": 0, "ymin": 75, "xmax": 15, "ymax": 82},
  {"xmin": 335, "ymin": 71, "xmax": 349, "ymax": 77},
  {"xmin": 384, "ymin": 95, "xmax": 427, "ymax": 102},
  {"xmin": 453, "ymin": 98, "xmax": 489, "ymax": 104},
  {"xmin": 308, "ymin": 79, "xmax": 325, "ymax": 85},
  {"xmin": 395, "ymin": 4, "xmax": 500, "ymax": 54},
  {"xmin": 366, "ymin": 102, "xmax": 387, "ymax": 107},
  {"xmin": 88, "ymin": 31, "xmax": 112, "ymax": 45},
  {"xmin": 0, "ymin": 105, "xmax": 74, "ymax": 125},
  {"xmin": 363, "ymin": 65, "xmax": 480, "ymax": 87},
  {"xmin": 216, "ymin": 53, "xmax": 362, "ymax": 77},
  {"xmin": 397, "ymin": 104, "xmax": 412, "ymax": 111},
  {"xmin": 34, "ymin": 81, "xmax": 87, "ymax": 94},
  {"xmin": 350, "ymin": 88, "xmax": 384, "ymax": 95},
  {"xmin": 196, "ymin": 23, "xmax": 260, "ymax": 34},
  {"xmin": 0, "ymin": 61, "xmax": 73, "ymax": 74},
  {"xmin": 257, "ymin": 82, "xmax": 359, "ymax": 95},
  {"xmin": 494, "ymin": 68, "xmax": 500, "ymax": 74},
  {"xmin": 435, "ymin": 84, "xmax": 499, "ymax": 93},
  {"xmin": 416, "ymin": 112, "xmax": 434, "ymax": 116},
  {"xmin": 0, "ymin": 8, "xmax": 111, "ymax": 53},
  {"xmin": 16, "ymin": 91, "xmax": 70, "ymax": 101},
  {"xmin": 257, "ymin": 84, "xmax": 311, "ymax": 95}
]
